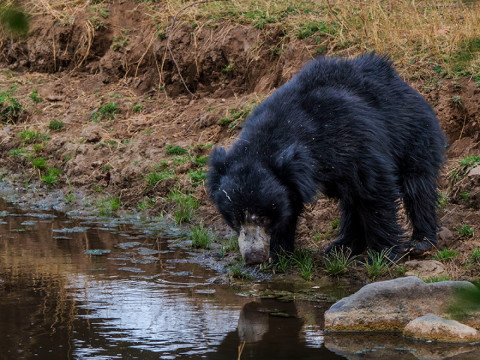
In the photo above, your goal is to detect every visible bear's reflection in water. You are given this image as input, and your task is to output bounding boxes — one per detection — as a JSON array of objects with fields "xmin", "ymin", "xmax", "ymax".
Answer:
[
  {"xmin": 208, "ymin": 300, "xmax": 480, "ymax": 360},
  {"xmin": 207, "ymin": 299, "xmax": 337, "ymax": 360}
]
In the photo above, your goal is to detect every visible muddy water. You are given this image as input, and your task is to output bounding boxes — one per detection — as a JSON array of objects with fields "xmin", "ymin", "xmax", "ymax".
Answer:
[{"xmin": 1, "ymin": 197, "xmax": 479, "ymax": 360}]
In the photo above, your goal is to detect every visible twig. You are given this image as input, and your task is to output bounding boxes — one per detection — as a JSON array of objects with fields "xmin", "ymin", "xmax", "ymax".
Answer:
[{"xmin": 166, "ymin": 0, "xmax": 228, "ymax": 97}]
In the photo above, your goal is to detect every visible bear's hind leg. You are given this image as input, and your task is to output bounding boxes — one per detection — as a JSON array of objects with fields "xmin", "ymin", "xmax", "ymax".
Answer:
[{"xmin": 402, "ymin": 174, "xmax": 439, "ymax": 254}]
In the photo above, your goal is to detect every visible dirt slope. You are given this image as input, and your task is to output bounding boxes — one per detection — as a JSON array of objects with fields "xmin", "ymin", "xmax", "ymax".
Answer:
[{"xmin": 1, "ymin": 1, "xmax": 480, "ymax": 281}]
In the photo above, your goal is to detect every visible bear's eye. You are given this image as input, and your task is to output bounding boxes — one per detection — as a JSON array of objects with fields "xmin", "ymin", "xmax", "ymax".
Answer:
[{"xmin": 257, "ymin": 216, "xmax": 270, "ymax": 227}]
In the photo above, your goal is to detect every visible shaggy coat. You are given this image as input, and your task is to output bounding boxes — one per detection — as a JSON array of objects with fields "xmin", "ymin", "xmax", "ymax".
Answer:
[{"xmin": 208, "ymin": 54, "xmax": 445, "ymax": 263}]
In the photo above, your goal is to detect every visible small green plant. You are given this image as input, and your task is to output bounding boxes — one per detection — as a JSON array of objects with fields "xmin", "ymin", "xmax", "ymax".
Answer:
[
  {"xmin": 471, "ymin": 248, "xmax": 480, "ymax": 263},
  {"xmin": 8, "ymin": 148, "xmax": 28, "ymax": 157},
  {"xmin": 323, "ymin": 247, "xmax": 356, "ymax": 276},
  {"xmin": 165, "ymin": 144, "xmax": 188, "ymax": 156},
  {"xmin": 48, "ymin": 118, "xmax": 64, "ymax": 131},
  {"xmin": 296, "ymin": 21, "xmax": 336, "ymax": 39},
  {"xmin": 190, "ymin": 223, "xmax": 215, "ymax": 249},
  {"xmin": 191, "ymin": 155, "xmax": 208, "ymax": 167},
  {"xmin": 456, "ymin": 224, "xmax": 474, "ymax": 238},
  {"xmin": 362, "ymin": 248, "xmax": 392, "ymax": 280},
  {"xmin": 228, "ymin": 259, "xmax": 252, "ymax": 280},
  {"xmin": 218, "ymin": 103, "xmax": 256, "ymax": 130},
  {"xmin": 461, "ymin": 191, "xmax": 471, "ymax": 201},
  {"xmin": 437, "ymin": 190, "xmax": 449, "ymax": 209},
  {"xmin": 145, "ymin": 167, "xmax": 174, "ymax": 188},
  {"xmin": 29, "ymin": 89, "xmax": 42, "ymax": 103},
  {"xmin": 275, "ymin": 250, "xmax": 292, "ymax": 274},
  {"xmin": 168, "ymin": 190, "xmax": 199, "ymax": 224},
  {"xmin": 111, "ymin": 29, "xmax": 130, "ymax": 51},
  {"xmin": 433, "ymin": 248, "xmax": 459, "ymax": 262},
  {"xmin": 41, "ymin": 168, "xmax": 61, "ymax": 186},
  {"xmin": 137, "ymin": 197, "xmax": 155, "ymax": 210},
  {"xmin": 450, "ymin": 156, "xmax": 480, "ymax": 181},
  {"xmin": 424, "ymin": 275, "xmax": 453, "ymax": 283},
  {"xmin": 31, "ymin": 157, "xmax": 47, "ymax": 170},
  {"xmin": 97, "ymin": 196, "xmax": 122, "ymax": 216},
  {"xmin": 452, "ymin": 95, "xmax": 462, "ymax": 105},
  {"xmin": 132, "ymin": 104, "xmax": 143, "ymax": 112},
  {"xmin": 0, "ymin": 86, "xmax": 22, "ymax": 123},
  {"xmin": 91, "ymin": 102, "xmax": 119, "ymax": 122},
  {"xmin": 222, "ymin": 62, "xmax": 235, "ymax": 73},
  {"xmin": 292, "ymin": 249, "xmax": 315, "ymax": 280},
  {"xmin": 188, "ymin": 168, "xmax": 207, "ymax": 186},
  {"xmin": 19, "ymin": 129, "xmax": 48, "ymax": 144}
]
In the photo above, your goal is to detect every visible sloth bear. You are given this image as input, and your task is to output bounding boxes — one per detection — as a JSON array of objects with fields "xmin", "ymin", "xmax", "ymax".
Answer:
[{"xmin": 207, "ymin": 54, "xmax": 445, "ymax": 264}]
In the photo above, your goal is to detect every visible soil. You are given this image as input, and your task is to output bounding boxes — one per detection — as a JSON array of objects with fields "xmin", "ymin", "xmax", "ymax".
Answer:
[{"xmin": 1, "ymin": 1, "xmax": 480, "ymax": 283}]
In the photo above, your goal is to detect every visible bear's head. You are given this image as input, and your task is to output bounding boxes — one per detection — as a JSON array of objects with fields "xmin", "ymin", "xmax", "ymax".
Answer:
[{"xmin": 207, "ymin": 146, "xmax": 293, "ymax": 264}]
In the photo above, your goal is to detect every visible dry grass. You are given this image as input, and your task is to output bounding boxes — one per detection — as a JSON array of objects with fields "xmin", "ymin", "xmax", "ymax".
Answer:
[{"xmin": 17, "ymin": 0, "xmax": 480, "ymax": 79}]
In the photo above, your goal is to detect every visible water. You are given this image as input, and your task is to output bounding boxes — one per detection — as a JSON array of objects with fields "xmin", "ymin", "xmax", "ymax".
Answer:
[{"xmin": 0, "ymin": 198, "xmax": 479, "ymax": 360}]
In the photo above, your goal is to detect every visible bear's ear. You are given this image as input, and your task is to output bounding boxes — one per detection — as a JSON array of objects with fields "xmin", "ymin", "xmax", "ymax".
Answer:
[
  {"xmin": 273, "ymin": 144, "xmax": 316, "ymax": 204},
  {"xmin": 207, "ymin": 146, "xmax": 228, "ymax": 195}
]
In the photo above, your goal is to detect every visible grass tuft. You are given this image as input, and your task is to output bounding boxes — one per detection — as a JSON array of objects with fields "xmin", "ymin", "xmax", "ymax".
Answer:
[
  {"xmin": 168, "ymin": 190, "xmax": 199, "ymax": 224},
  {"xmin": 190, "ymin": 223, "xmax": 215, "ymax": 249},
  {"xmin": 362, "ymin": 248, "xmax": 392, "ymax": 280},
  {"xmin": 433, "ymin": 248, "xmax": 459, "ymax": 262},
  {"xmin": 323, "ymin": 247, "xmax": 356, "ymax": 276}
]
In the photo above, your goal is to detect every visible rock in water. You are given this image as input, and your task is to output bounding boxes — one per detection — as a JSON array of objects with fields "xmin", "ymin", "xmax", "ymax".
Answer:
[
  {"xmin": 324, "ymin": 276, "xmax": 478, "ymax": 332},
  {"xmin": 403, "ymin": 313, "xmax": 480, "ymax": 343}
]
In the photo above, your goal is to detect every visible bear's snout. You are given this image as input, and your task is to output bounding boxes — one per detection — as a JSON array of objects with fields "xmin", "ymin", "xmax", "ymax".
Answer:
[{"xmin": 238, "ymin": 224, "xmax": 270, "ymax": 265}]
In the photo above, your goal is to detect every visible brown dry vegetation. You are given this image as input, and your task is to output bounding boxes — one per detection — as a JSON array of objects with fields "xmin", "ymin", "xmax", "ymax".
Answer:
[{"xmin": 1, "ymin": 0, "xmax": 480, "ymax": 282}]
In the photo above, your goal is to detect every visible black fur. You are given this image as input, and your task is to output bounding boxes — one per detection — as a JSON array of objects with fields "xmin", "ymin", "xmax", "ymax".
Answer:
[{"xmin": 208, "ymin": 54, "xmax": 446, "ymax": 258}]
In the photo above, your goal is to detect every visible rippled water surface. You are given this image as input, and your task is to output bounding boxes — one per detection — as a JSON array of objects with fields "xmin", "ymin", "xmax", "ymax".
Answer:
[{"xmin": 1, "ymin": 197, "xmax": 479, "ymax": 360}]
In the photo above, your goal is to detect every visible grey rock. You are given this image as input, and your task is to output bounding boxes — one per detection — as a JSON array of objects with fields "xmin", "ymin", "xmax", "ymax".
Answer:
[
  {"xmin": 404, "ymin": 313, "xmax": 479, "ymax": 343},
  {"xmin": 324, "ymin": 276, "xmax": 478, "ymax": 332},
  {"xmin": 405, "ymin": 260, "xmax": 446, "ymax": 279}
]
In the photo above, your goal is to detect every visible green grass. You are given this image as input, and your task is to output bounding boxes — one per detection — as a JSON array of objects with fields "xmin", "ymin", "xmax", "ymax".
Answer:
[
  {"xmin": 8, "ymin": 148, "xmax": 28, "ymax": 157},
  {"xmin": 48, "ymin": 119, "xmax": 64, "ymax": 131},
  {"xmin": 362, "ymin": 249, "xmax": 392, "ymax": 280},
  {"xmin": 191, "ymin": 155, "xmax": 208, "ymax": 167},
  {"xmin": 190, "ymin": 223, "xmax": 215, "ymax": 249},
  {"xmin": 424, "ymin": 275, "xmax": 454, "ymax": 283},
  {"xmin": 91, "ymin": 102, "xmax": 119, "ymax": 122},
  {"xmin": 450, "ymin": 156, "xmax": 480, "ymax": 181},
  {"xmin": 31, "ymin": 157, "xmax": 47, "ymax": 170},
  {"xmin": 433, "ymin": 248, "xmax": 459, "ymax": 262},
  {"xmin": 41, "ymin": 168, "xmax": 61, "ymax": 186},
  {"xmin": 29, "ymin": 89, "xmax": 42, "ymax": 103},
  {"xmin": 0, "ymin": 90, "xmax": 22, "ymax": 123},
  {"xmin": 228, "ymin": 259, "xmax": 252, "ymax": 280},
  {"xmin": 97, "ymin": 196, "xmax": 122, "ymax": 216},
  {"xmin": 274, "ymin": 250, "xmax": 292, "ymax": 274},
  {"xmin": 323, "ymin": 247, "xmax": 356, "ymax": 276},
  {"xmin": 218, "ymin": 103, "xmax": 256, "ymax": 130},
  {"xmin": 296, "ymin": 21, "xmax": 336, "ymax": 39},
  {"xmin": 292, "ymin": 249, "xmax": 315, "ymax": 280},
  {"xmin": 188, "ymin": 168, "xmax": 207, "ymax": 186},
  {"xmin": 165, "ymin": 144, "xmax": 188, "ymax": 156},
  {"xmin": 456, "ymin": 224, "xmax": 475, "ymax": 238},
  {"xmin": 137, "ymin": 197, "xmax": 156, "ymax": 210},
  {"xmin": 19, "ymin": 130, "xmax": 49, "ymax": 144},
  {"xmin": 168, "ymin": 190, "xmax": 199, "ymax": 224},
  {"xmin": 437, "ymin": 190, "xmax": 449, "ymax": 209},
  {"xmin": 145, "ymin": 167, "xmax": 174, "ymax": 188},
  {"xmin": 132, "ymin": 104, "xmax": 143, "ymax": 112},
  {"xmin": 471, "ymin": 248, "xmax": 480, "ymax": 263}
]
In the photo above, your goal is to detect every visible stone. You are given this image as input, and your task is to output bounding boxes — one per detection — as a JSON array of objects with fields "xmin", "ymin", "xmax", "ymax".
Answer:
[
  {"xmin": 404, "ymin": 260, "xmax": 446, "ymax": 279},
  {"xmin": 404, "ymin": 313, "xmax": 480, "ymax": 343},
  {"xmin": 437, "ymin": 227, "xmax": 454, "ymax": 248},
  {"xmin": 324, "ymin": 276, "xmax": 479, "ymax": 332}
]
